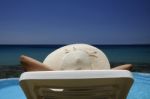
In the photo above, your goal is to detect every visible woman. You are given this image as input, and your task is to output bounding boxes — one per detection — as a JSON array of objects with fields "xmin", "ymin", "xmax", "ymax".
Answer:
[{"xmin": 20, "ymin": 44, "xmax": 133, "ymax": 72}]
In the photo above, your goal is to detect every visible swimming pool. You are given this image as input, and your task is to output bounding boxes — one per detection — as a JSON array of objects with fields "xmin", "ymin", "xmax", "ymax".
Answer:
[{"xmin": 0, "ymin": 72, "xmax": 150, "ymax": 99}]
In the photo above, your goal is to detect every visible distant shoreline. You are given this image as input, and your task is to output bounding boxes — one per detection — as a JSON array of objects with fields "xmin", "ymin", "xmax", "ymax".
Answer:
[{"xmin": 0, "ymin": 65, "xmax": 23, "ymax": 78}]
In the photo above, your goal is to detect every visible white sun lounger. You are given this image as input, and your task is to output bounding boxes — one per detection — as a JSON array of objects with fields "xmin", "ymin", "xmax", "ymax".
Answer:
[{"xmin": 19, "ymin": 70, "xmax": 133, "ymax": 99}]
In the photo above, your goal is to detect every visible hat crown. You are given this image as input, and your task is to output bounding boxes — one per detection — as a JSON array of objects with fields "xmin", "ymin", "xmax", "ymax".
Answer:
[
  {"xmin": 60, "ymin": 50, "xmax": 92, "ymax": 70},
  {"xmin": 43, "ymin": 44, "xmax": 110, "ymax": 70}
]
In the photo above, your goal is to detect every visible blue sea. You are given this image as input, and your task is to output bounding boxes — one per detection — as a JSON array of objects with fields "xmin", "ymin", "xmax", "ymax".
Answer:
[{"xmin": 0, "ymin": 45, "xmax": 150, "ymax": 68}]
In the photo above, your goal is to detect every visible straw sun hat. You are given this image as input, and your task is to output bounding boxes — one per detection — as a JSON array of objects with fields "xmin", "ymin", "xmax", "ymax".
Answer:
[{"xmin": 43, "ymin": 44, "xmax": 110, "ymax": 70}]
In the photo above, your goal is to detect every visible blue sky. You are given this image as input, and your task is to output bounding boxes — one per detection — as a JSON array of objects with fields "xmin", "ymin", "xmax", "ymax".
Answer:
[{"xmin": 0, "ymin": 0, "xmax": 150, "ymax": 44}]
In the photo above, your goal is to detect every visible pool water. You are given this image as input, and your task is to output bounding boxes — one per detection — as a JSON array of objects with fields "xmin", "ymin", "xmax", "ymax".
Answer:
[
  {"xmin": 127, "ymin": 72, "xmax": 150, "ymax": 99},
  {"xmin": 0, "ymin": 78, "xmax": 25, "ymax": 99},
  {"xmin": 0, "ymin": 72, "xmax": 150, "ymax": 99}
]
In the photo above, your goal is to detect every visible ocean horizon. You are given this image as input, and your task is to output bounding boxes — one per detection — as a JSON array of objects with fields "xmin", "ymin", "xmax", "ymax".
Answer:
[{"xmin": 0, "ymin": 44, "xmax": 150, "ymax": 65}]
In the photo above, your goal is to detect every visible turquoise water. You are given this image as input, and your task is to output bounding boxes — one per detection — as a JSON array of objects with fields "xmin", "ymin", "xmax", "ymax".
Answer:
[
  {"xmin": 0, "ymin": 45, "xmax": 150, "ymax": 66},
  {"xmin": 0, "ymin": 45, "xmax": 57, "ymax": 65},
  {"xmin": 0, "ymin": 78, "xmax": 25, "ymax": 99},
  {"xmin": 128, "ymin": 73, "xmax": 150, "ymax": 99},
  {"xmin": 0, "ymin": 72, "xmax": 150, "ymax": 99}
]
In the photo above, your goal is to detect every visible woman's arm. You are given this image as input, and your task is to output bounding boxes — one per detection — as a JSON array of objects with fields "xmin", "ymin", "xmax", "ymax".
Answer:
[
  {"xmin": 20, "ymin": 55, "xmax": 52, "ymax": 71},
  {"xmin": 111, "ymin": 64, "xmax": 133, "ymax": 70}
]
